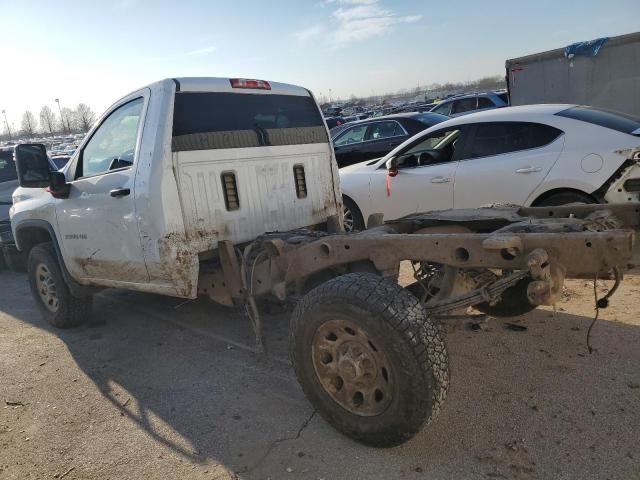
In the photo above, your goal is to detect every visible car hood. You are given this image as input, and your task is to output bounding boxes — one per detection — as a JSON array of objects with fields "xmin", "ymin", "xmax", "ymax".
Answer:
[{"xmin": 339, "ymin": 157, "xmax": 384, "ymax": 173}]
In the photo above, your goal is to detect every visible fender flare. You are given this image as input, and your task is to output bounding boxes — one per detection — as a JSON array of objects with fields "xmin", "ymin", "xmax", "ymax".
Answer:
[{"xmin": 14, "ymin": 219, "xmax": 94, "ymax": 297}]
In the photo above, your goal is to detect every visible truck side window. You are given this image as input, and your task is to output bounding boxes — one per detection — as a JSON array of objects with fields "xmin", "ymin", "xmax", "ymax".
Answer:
[{"xmin": 77, "ymin": 98, "xmax": 144, "ymax": 178}]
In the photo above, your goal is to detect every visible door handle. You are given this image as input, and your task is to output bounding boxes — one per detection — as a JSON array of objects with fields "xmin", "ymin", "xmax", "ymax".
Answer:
[
  {"xmin": 515, "ymin": 166, "xmax": 542, "ymax": 174},
  {"xmin": 110, "ymin": 188, "xmax": 131, "ymax": 198},
  {"xmin": 430, "ymin": 177, "xmax": 451, "ymax": 184}
]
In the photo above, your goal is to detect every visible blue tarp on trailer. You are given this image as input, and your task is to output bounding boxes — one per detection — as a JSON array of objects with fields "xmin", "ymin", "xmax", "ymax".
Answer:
[{"xmin": 564, "ymin": 37, "xmax": 609, "ymax": 58}]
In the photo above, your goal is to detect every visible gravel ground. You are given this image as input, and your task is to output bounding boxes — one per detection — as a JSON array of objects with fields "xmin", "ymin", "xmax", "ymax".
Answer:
[{"xmin": 0, "ymin": 268, "xmax": 639, "ymax": 480}]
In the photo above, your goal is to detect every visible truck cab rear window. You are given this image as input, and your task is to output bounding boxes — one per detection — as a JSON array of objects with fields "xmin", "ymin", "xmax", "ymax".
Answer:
[
  {"xmin": 556, "ymin": 106, "xmax": 640, "ymax": 136},
  {"xmin": 172, "ymin": 92, "xmax": 328, "ymax": 151}
]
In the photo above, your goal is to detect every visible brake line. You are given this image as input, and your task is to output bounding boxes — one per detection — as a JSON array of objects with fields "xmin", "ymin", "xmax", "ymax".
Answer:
[{"xmin": 587, "ymin": 267, "xmax": 622, "ymax": 354}]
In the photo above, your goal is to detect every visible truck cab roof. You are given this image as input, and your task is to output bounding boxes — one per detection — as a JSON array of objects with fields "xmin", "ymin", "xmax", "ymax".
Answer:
[{"xmin": 171, "ymin": 77, "xmax": 312, "ymax": 97}]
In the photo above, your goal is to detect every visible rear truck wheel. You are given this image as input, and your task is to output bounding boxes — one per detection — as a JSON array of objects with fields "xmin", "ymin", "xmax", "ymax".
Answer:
[
  {"xmin": 27, "ymin": 243, "xmax": 92, "ymax": 328},
  {"xmin": 290, "ymin": 273, "xmax": 449, "ymax": 447},
  {"xmin": 342, "ymin": 196, "xmax": 365, "ymax": 233}
]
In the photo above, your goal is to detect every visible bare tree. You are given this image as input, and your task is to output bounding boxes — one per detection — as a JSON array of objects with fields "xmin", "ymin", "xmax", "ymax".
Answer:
[
  {"xmin": 75, "ymin": 103, "xmax": 96, "ymax": 132},
  {"xmin": 21, "ymin": 111, "xmax": 38, "ymax": 137},
  {"xmin": 61, "ymin": 107, "xmax": 77, "ymax": 132},
  {"xmin": 40, "ymin": 106, "xmax": 56, "ymax": 135}
]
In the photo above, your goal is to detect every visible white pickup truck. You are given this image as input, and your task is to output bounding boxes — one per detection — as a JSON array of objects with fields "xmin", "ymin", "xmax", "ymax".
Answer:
[
  {"xmin": 9, "ymin": 77, "xmax": 639, "ymax": 448},
  {"xmin": 11, "ymin": 77, "xmax": 340, "ymax": 301}
]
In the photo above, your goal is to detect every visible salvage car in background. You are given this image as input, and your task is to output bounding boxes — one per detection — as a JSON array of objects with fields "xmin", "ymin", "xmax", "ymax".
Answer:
[
  {"xmin": 324, "ymin": 116, "xmax": 345, "ymax": 130},
  {"xmin": 331, "ymin": 112, "xmax": 448, "ymax": 167},
  {"xmin": 429, "ymin": 91, "xmax": 508, "ymax": 117},
  {"xmin": 340, "ymin": 104, "xmax": 640, "ymax": 231}
]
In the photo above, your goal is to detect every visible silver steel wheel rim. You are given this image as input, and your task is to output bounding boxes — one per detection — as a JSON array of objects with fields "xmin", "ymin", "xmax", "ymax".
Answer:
[
  {"xmin": 343, "ymin": 206, "xmax": 354, "ymax": 232},
  {"xmin": 35, "ymin": 263, "xmax": 59, "ymax": 313},
  {"xmin": 312, "ymin": 319, "xmax": 394, "ymax": 417}
]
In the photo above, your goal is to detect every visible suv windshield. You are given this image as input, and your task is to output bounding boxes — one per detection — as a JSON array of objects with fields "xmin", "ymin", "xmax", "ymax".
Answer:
[{"xmin": 172, "ymin": 92, "xmax": 328, "ymax": 151}]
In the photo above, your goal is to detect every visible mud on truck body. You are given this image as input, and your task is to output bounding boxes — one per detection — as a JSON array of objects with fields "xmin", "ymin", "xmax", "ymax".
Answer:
[{"xmin": 9, "ymin": 77, "xmax": 640, "ymax": 447}]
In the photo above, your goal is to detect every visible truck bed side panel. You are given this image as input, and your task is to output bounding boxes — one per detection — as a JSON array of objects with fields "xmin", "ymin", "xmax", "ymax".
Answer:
[{"xmin": 174, "ymin": 143, "xmax": 337, "ymax": 249}]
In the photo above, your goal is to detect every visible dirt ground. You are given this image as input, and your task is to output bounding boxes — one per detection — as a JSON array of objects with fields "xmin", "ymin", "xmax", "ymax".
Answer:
[{"xmin": 1, "ymin": 267, "xmax": 639, "ymax": 480}]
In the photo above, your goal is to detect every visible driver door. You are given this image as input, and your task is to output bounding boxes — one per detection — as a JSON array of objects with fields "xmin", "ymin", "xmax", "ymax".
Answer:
[
  {"xmin": 55, "ymin": 92, "xmax": 149, "ymax": 284},
  {"xmin": 368, "ymin": 126, "xmax": 468, "ymax": 220}
]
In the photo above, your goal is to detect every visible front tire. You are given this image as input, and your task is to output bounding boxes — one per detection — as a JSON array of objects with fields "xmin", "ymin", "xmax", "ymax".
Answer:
[
  {"xmin": 342, "ymin": 196, "xmax": 365, "ymax": 232},
  {"xmin": 28, "ymin": 243, "xmax": 92, "ymax": 328},
  {"xmin": 290, "ymin": 273, "xmax": 449, "ymax": 447}
]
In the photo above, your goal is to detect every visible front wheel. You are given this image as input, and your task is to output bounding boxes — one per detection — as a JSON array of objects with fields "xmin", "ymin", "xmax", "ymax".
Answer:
[
  {"xmin": 342, "ymin": 196, "xmax": 365, "ymax": 232},
  {"xmin": 28, "ymin": 243, "xmax": 92, "ymax": 328},
  {"xmin": 290, "ymin": 273, "xmax": 449, "ymax": 447}
]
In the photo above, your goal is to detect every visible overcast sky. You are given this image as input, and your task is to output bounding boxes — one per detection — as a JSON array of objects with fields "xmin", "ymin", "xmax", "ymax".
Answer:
[{"xmin": 1, "ymin": 0, "xmax": 638, "ymax": 126}]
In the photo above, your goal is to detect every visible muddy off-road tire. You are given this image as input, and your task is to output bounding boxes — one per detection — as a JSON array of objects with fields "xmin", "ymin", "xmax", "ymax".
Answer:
[
  {"xmin": 28, "ymin": 243, "xmax": 92, "ymax": 328},
  {"xmin": 473, "ymin": 277, "xmax": 537, "ymax": 317},
  {"xmin": 290, "ymin": 273, "xmax": 449, "ymax": 447}
]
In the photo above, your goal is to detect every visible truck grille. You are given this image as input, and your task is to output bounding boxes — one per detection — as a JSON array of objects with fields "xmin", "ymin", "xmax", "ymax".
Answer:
[
  {"xmin": 293, "ymin": 164, "xmax": 307, "ymax": 199},
  {"xmin": 221, "ymin": 172, "xmax": 240, "ymax": 210}
]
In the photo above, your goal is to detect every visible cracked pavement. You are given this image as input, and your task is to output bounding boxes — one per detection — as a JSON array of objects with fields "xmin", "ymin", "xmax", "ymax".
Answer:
[{"xmin": 1, "ymin": 269, "xmax": 639, "ymax": 479}]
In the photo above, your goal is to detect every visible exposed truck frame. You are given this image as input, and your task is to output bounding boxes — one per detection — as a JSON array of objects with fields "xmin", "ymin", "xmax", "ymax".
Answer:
[{"xmin": 189, "ymin": 202, "xmax": 636, "ymax": 446}]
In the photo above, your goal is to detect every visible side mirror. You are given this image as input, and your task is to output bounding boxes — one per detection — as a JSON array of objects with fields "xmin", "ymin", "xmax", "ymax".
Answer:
[
  {"xmin": 14, "ymin": 144, "xmax": 50, "ymax": 188},
  {"xmin": 14, "ymin": 143, "xmax": 70, "ymax": 199},
  {"xmin": 386, "ymin": 157, "xmax": 398, "ymax": 177},
  {"xmin": 49, "ymin": 171, "xmax": 70, "ymax": 199}
]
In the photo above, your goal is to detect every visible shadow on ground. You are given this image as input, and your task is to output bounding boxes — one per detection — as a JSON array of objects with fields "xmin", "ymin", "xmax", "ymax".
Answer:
[{"xmin": 1, "ymin": 270, "xmax": 639, "ymax": 479}]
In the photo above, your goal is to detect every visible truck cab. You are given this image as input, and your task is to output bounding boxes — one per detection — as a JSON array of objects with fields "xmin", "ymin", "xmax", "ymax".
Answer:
[{"xmin": 10, "ymin": 77, "xmax": 341, "ymax": 299}]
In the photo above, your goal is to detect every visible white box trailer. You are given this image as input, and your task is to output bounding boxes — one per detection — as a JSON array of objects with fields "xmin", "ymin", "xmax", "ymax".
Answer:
[{"xmin": 506, "ymin": 32, "xmax": 640, "ymax": 116}]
